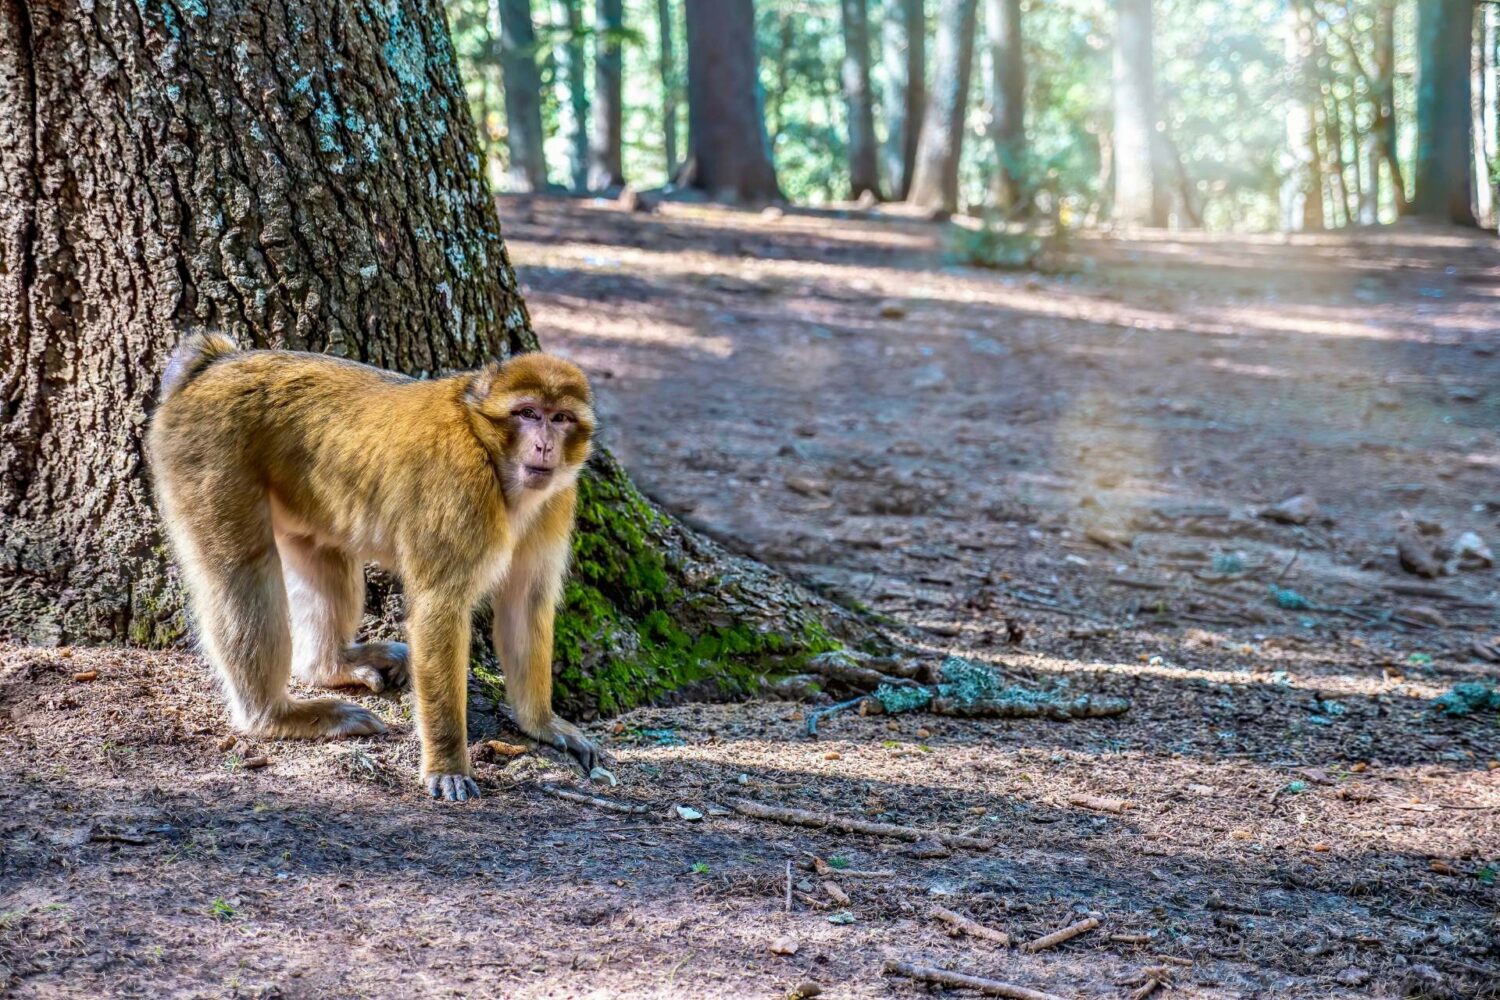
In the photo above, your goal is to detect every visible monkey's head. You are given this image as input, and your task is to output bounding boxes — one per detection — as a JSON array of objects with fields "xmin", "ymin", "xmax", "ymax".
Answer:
[{"xmin": 466, "ymin": 353, "xmax": 595, "ymax": 494}]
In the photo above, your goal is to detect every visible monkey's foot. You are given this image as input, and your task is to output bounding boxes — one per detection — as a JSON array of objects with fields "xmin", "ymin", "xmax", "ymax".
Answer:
[
  {"xmin": 262, "ymin": 698, "xmax": 387, "ymax": 739},
  {"xmin": 530, "ymin": 718, "xmax": 606, "ymax": 774},
  {"xmin": 339, "ymin": 642, "xmax": 410, "ymax": 693},
  {"xmin": 425, "ymin": 773, "xmax": 480, "ymax": 802}
]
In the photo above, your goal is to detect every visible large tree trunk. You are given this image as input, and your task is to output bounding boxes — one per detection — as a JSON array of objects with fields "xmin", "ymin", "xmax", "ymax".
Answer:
[
  {"xmin": 906, "ymin": 0, "xmax": 978, "ymax": 214},
  {"xmin": 985, "ymin": 0, "xmax": 1025, "ymax": 212},
  {"xmin": 839, "ymin": 0, "xmax": 881, "ymax": 200},
  {"xmin": 681, "ymin": 0, "xmax": 782, "ymax": 202},
  {"xmin": 555, "ymin": 0, "xmax": 589, "ymax": 192},
  {"xmin": 589, "ymin": 0, "xmax": 625, "ymax": 191},
  {"xmin": 1411, "ymin": 0, "xmax": 1476, "ymax": 224},
  {"xmin": 0, "ymin": 0, "xmax": 848, "ymax": 712},
  {"xmin": 1280, "ymin": 0, "xmax": 1323, "ymax": 231},
  {"xmin": 657, "ymin": 0, "xmax": 680, "ymax": 180},
  {"xmin": 880, "ymin": 0, "xmax": 924, "ymax": 200},
  {"xmin": 1111, "ymin": 0, "xmax": 1165, "ymax": 227},
  {"xmin": 493, "ymin": 0, "xmax": 550, "ymax": 191}
]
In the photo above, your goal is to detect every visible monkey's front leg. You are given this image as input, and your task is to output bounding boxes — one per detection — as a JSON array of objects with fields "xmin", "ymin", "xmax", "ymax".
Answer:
[
  {"xmin": 494, "ymin": 587, "xmax": 604, "ymax": 774},
  {"xmin": 407, "ymin": 594, "xmax": 480, "ymax": 802}
]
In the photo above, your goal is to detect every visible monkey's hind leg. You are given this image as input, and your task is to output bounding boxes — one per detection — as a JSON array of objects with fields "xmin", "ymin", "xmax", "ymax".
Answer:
[
  {"xmin": 280, "ymin": 535, "xmax": 409, "ymax": 694},
  {"xmin": 178, "ymin": 516, "xmax": 385, "ymax": 740}
]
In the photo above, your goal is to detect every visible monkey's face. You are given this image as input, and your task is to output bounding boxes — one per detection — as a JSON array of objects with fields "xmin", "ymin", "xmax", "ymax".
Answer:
[{"xmin": 467, "ymin": 354, "xmax": 595, "ymax": 495}]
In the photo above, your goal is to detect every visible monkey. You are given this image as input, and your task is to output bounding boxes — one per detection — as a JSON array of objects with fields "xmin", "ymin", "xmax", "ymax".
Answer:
[{"xmin": 147, "ymin": 333, "xmax": 601, "ymax": 802}]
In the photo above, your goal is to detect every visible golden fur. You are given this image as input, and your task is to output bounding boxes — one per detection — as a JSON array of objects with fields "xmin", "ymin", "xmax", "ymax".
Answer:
[{"xmin": 148, "ymin": 334, "xmax": 598, "ymax": 801}]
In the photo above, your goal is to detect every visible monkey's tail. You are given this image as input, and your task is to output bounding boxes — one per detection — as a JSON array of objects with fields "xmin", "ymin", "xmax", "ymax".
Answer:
[{"xmin": 160, "ymin": 331, "xmax": 239, "ymax": 399}]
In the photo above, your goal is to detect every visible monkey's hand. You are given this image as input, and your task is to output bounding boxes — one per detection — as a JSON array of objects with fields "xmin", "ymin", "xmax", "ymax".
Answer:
[
  {"xmin": 426, "ymin": 772, "xmax": 481, "ymax": 803},
  {"xmin": 341, "ymin": 642, "xmax": 410, "ymax": 694},
  {"xmin": 530, "ymin": 716, "xmax": 606, "ymax": 774}
]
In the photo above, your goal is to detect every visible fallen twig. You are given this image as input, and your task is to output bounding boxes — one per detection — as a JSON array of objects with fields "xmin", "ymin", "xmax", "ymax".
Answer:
[
  {"xmin": 882, "ymin": 960, "xmax": 1067, "ymax": 1000},
  {"xmin": 823, "ymin": 881, "xmax": 850, "ymax": 905},
  {"xmin": 805, "ymin": 696, "xmax": 865, "ymax": 738},
  {"xmin": 1022, "ymin": 916, "xmax": 1100, "ymax": 953},
  {"xmin": 1067, "ymin": 794, "xmax": 1133, "ymax": 814},
  {"xmin": 931, "ymin": 905, "xmax": 1011, "ymax": 945},
  {"xmin": 540, "ymin": 785, "xmax": 650, "ymax": 814},
  {"xmin": 931, "ymin": 693, "xmax": 1129, "ymax": 720},
  {"xmin": 732, "ymin": 798, "xmax": 992, "ymax": 850},
  {"xmin": 784, "ymin": 861, "xmax": 792, "ymax": 914}
]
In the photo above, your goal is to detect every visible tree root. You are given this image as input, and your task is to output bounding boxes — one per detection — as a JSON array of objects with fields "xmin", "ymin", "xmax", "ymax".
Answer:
[{"xmin": 882, "ymin": 960, "xmax": 1067, "ymax": 1000}]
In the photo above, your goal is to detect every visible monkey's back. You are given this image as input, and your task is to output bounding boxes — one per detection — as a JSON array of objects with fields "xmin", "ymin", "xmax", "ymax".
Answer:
[{"xmin": 149, "ymin": 348, "xmax": 502, "ymax": 564}]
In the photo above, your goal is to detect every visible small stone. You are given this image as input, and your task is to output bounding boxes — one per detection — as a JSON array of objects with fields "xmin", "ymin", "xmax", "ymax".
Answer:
[
  {"xmin": 916, "ymin": 727, "xmax": 931, "ymax": 740},
  {"xmin": 826, "ymin": 910, "xmax": 856, "ymax": 925},
  {"xmin": 904, "ymin": 839, "xmax": 952, "ymax": 859},
  {"xmin": 1452, "ymin": 530, "xmax": 1493, "ymax": 569},
  {"xmin": 785, "ymin": 475, "xmax": 831, "ymax": 497},
  {"xmin": 768, "ymin": 936, "xmax": 799, "ymax": 956},
  {"xmin": 1334, "ymin": 967, "xmax": 1370, "ymax": 987},
  {"xmin": 1259, "ymin": 494, "xmax": 1319, "ymax": 525},
  {"xmin": 878, "ymin": 302, "xmax": 907, "ymax": 319},
  {"xmin": 675, "ymin": 805, "xmax": 703, "ymax": 822},
  {"xmin": 760, "ymin": 205, "xmax": 785, "ymax": 221},
  {"xmin": 790, "ymin": 983, "xmax": 823, "ymax": 1000},
  {"xmin": 217, "ymin": 734, "xmax": 238, "ymax": 752}
]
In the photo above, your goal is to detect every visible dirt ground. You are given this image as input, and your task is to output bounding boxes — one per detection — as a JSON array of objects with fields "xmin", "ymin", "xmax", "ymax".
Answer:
[{"xmin": 3, "ymin": 199, "xmax": 1499, "ymax": 999}]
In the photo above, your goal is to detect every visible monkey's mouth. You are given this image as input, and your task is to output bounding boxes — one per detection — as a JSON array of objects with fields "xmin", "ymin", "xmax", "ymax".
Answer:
[{"xmin": 522, "ymin": 465, "xmax": 555, "ymax": 485}]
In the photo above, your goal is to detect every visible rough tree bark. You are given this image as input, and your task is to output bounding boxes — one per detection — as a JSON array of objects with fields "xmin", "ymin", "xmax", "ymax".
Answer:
[
  {"xmin": 555, "ymin": 0, "xmax": 589, "ymax": 192},
  {"xmin": 1371, "ymin": 0, "xmax": 1407, "ymax": 216},
  {"xmin": 657, "ymin": 0, "xmax": 679, "ymax": 179},
  {"xmin": 493, "ymin": 0, "xmax": 550, "ymax": 191},
  {"xmin": 907, "ymin": 0, "xmax": 978, "ymax": 214},
  {"xmin": 0, "ymin": 0, "xmax": 849, "ymax": 713},
  {"xmin": 880, "ymin": 0, "xmax": 924, "ymax": 200},
  {"xmin": 681, "ymin": 0, "xmax": 782, "ymax": 202},
  {"xmin": 839, "ymin": 0, "xmax": 881, "ymax": 200},
  {"xmin": 986, "ymin": 0, "xmax": 1026, "ymax": 212},
  {"xmin": 1411, "ymin": 0, "xmax": 1476, "ymax": 224},
  {"xmin": 1112, "ymin": 0, "xmax": 1166, "ymax": 227},
  {"xmin": 589, "ymin": 0, "xmax": 625, "ymax": 191}
]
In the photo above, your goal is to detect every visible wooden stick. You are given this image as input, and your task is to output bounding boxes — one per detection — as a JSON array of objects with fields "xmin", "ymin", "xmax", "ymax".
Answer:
[
  {"xmin": 805, "ymin": 696, "xmax": 865, "ymax": 738},
  {"xmin": 882, "ymin": 960, "xmax": 1067, "ymax": 1000},
  {"xmin": 823, "ymin": 881, "xmax": 850, "ymax": 905},
  {"xmin": 931, "ymin": 905, "xmax": 1011, "ymax": 945},
  {"xmin": 540, "ymin": 785, "xmax": 650, "ymax": 814},
  {"xmin": 732, "ymin": 798, "xmax": 993, "ymax": 850},
  {"xmin": 1022, "ymin": 916, "xmax": 1100, "ymax": 953},
  {"xmin": 1130, "ymin": 979, "xmax": 1163, "ymax": 1000},
  {"xmin": 1067, "ymin": 794, "xmax": 1133, "ymax": 814},
  {"xmin": 784, "ymin": 861, "xmax": 792, "ymax": 914}
]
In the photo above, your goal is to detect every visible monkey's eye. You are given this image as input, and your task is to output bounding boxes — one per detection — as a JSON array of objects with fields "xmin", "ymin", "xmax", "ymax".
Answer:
[
  {"xmin": 513, "ymin": 407, "xmax": 540, "ymax": 421},
  {"xmin": 551, "ymin": 412, "xmax": 574, "ymax": 424}
]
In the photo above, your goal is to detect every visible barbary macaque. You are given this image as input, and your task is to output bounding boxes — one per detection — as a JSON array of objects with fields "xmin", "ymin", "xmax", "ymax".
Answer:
[{"xmin": 148, "ymin": 333, "xmax": 600, "ymax": 801}]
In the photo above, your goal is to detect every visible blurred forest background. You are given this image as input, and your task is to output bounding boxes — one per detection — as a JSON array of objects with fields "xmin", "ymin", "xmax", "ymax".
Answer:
[{"xmin": 445, "ymin": 0, "xmax": 1490, "ymax": 232}]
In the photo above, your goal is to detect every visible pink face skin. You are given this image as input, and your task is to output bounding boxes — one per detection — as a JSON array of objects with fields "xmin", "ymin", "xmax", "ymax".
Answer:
[{"xmin": 510, "ymin": 400, "xmax": 580, "ymax": 489}]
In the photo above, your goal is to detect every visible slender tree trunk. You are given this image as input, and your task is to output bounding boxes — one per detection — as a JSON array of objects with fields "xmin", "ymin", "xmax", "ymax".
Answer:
[
  {"xmin": 1411, "ymin": 0, "xmax": 1476, "ymax": 224},
  {"xmin": 555, "ymin": 0, "xmax": 589, "ymax": 192},
  {"xmin": 493, "ymin": 0, "xmax": 550, "ymax": 191},
  {"xmin": 840, "ymin": 0, "xmax": 881, "ymax": 200},
  {"xmin": 1112, "ymin": 0, "xmax": 1166, "ymax": 226},
  {"xmin": 682, "ymin": 0, "xmax": 782, "ymax": 202},
  {"xmin": 907, "ymin": 0, "xmax": 978, "ymax": 213},
  {"xmin": 986, "ymin": 0, "xmax": 1026, "ymax": 212},
  {"xmin": 589, "ymin": 0, "xmax": 625, "ymax": 190},
  {"xmin": 1372, "ymin": 0, "xmax": 1408, "ymax": 215},
  {"xmin": 1281, "ymin": 0, "xmax": 1322, "ymax": 231},
  {"xmin": 881, "ymin": 0, "xmax": 924, "ymax": 200},
  {"xmin": 0, "ymin": 0, "xmax": 847, "ymax": 711},
  {"xmin": 1322, "ymin": 80, "xmax": 1354, "ymax": 226},
  {"xmin": 1474, "ymin": 9, "xmax": 1493, "ymax": 226},
  {"xmin": 657, "ymin": 0, "xmax": 679, "ymax": 180},
  {"xmin": 769, "ymin": 9, "xmax": 794, "ymax": 138}
]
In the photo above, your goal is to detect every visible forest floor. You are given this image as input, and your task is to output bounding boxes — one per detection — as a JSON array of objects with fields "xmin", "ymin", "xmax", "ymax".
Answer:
[{"xmin": 4, "ymin": 198, "xmax": 1500, "ymax": 999}]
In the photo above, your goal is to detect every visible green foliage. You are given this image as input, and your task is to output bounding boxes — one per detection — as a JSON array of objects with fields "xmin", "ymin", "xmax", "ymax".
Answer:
[{"xmin": 946, "ymin": 218, "xmax": 1045, "ymax": 270}]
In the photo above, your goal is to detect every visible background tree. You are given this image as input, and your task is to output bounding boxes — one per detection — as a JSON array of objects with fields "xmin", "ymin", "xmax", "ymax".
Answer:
[
  {"xmin": 0, "ymin": 0, "xmax": 839, "ymax": 707},
  {"xmin": 880, "ymin": 0, "xmax": 925, "ymax": 199},
  {"xmin": 555, "ymin": 0, "xmax": 590, "ymax": 192},
  {"xmin": 839, "ymin": 0, "xmax": 881, "ymax": 200},
  {"xmin": 657, "ymin": 0, "xmax": 680, "ymax": 179},
  {"xmin": 1280, "ymin": 0, "xmax": 1324, "ymax": 230},
  {"xmin": 986, "ymin": 0, "xmax": 1027, "ymax": 212},
  {"xmin": 682, "ymin": 0, "xmax": 783, "ymax": 201},
  {"xmin": 590, "ymin": 0, "xmax": 627, "ymax": 189},
  {"xmin": 907, "ymin": 0, "xmax": 979, "ymax": 213},
  {"xmin": 1410, "ymin": 0, "xmax": 1476, "ymax": 224},
  {"xmin": 495, "ymin": 0, "xmax": 551, "ymax": 190},
  {"xmin": 1112, "ymin": 0, "xmax": 1166, "ymax": 226}
]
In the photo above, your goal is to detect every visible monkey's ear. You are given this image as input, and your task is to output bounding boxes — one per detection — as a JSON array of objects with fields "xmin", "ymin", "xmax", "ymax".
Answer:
[{"xmin": 464, "ymin": 361, "xmax": 504, "ymax": 407}]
